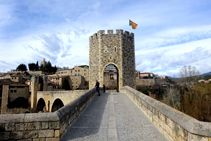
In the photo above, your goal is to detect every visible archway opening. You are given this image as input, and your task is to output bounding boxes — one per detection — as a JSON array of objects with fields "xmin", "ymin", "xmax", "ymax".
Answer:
[
  {"xmin": 103, "ymin": 64, "xmax": 119, "ymax": 92},
  {"xmin": 51, "ymin": 99, "xmax": 64, "ymax": 112},
  {"xmin": 8, "ymin": 97, "xmax": 29, "ymax": 108},
  {"xmin": 37, "ymin": 98, "xmax": 46, "ymax": 112},
  {"xmin": 62, "ymin": 78, "xmax": 70, "ymax": 90}
]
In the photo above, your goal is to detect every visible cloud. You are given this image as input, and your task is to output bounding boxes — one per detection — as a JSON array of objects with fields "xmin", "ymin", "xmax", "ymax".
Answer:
[
  {"xmin": 1, "ymin": 0, "xmax": 211, "ymax": 76},
  {"xmin": 135, "ymin": 25, "xmax": 211, "ymax": 52},
  {"xmin": 136, "ymin": 46, "xmax": 211, "ymax": 76},
  {"xmin": 26, "ymin": 32, "xmax": 73, "ymax": 64}
]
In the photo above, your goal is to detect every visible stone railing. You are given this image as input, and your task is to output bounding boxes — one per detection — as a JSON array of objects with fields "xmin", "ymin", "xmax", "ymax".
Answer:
[
  {"xmin": 121, "ymin": 86, "xmax": 211, "ymax": 141},
  {"xmin": 0, "ymin": 88, "xmax": 102, "ymax": 141}
]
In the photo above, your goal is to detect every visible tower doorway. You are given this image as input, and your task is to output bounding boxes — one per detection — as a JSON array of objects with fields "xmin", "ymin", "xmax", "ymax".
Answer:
[{"xmin": 103, "ymin": 64, "xmax": 119, "ymax": 92}]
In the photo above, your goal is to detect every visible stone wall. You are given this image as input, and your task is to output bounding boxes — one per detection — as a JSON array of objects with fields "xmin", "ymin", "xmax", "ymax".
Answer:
[
  {"xmin": 136, "ymin": 78, "xmax": 155, "ymax": 87},
  {"xmin": 31, "ymin": 76, "xmax": 38, "ymax": 112},
  {"xmin": 89, "ymin": 29, "xmax": 136, "ymax": 91},
  {"xmin": 121, "ymin": 86, "xmax": 211, "ymax": 141},
  {"xmin": 1, "ymin": 85, "xmax": 9, "ymax": 114},
  {"xmin": 1, "ymin": 85, "xmax": 30, "ymax": 114},
  {"xmin": 69, "ymin": 75, "xmax": 85, "ymax": 90},
  {"xmin": 122, "ymin": 31, "xmax": 136, "ymax": 89},
  {"xmin": 28, "ymin": 71, "xmax": 46, "ymax": 75},
  {"xmin": 106, "ymin": 90, "xmax": 117, "ymax": 93},
  {"xmin": 9, "ymin": 86, "xmax": 29, "ymax": 102},
  {"xmin": 37, "ymin": 90, "xmax": 88, "ymax": 112},
  {"xmin": 31, "ymin": 75, "xmax": 48, "ymax": 112},
  {"xmin": 0, "ymin": 88, "xmax": 102, "ymax": 140},
  {"xmin": 103, "ymin": 74, "xmax": 117, "ymax": 89}
]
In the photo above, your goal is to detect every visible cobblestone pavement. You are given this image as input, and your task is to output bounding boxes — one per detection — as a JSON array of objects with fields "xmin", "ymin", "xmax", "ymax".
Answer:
[{"xmin": 61, "ymin": 92, "xmax": 167, "ymax": 141}]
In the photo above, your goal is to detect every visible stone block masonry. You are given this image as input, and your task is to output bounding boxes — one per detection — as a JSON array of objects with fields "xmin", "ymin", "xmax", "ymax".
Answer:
[
  {"xmin": 1, "ymin": 85, "xmax": 9, "ymax": 114},
  {"xmin": 89, "ymin": 29, "xmax": 136, "ymax": 91},
  {"xmin": 121, "ymin": 86, "xmax": 211, "ymax": 141},
  {"xmin": 0, "ymin": 88, "xmax": 103, "ymax": 140}
]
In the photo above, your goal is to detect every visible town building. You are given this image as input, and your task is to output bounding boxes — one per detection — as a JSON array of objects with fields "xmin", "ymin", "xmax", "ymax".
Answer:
[
  {"xmin": 10, "ymin": 75, "xmax": 25, "ymax": 83},
  {"xmin": 139, "ymin": 72, "xmax": 154, "ymax": 79},
  {"xmin": 1, "ymin": 83, "xmax": 29, "ymax": 114}
]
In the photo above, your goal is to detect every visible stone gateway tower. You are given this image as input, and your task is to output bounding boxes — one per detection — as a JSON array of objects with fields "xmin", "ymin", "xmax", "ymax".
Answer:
[{"xmin": 89, "ymin": 29, "xmax": 136, "ymax": 91}]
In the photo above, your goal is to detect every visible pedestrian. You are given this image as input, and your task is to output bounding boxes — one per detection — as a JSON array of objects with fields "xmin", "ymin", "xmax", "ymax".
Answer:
[
  {"xmin": 103, "ymin": 84, "xmax": 105, "ymax": 93},
  {"xmin": 95, "ymin": 80, "xmax": 100, "ymax": 96}
]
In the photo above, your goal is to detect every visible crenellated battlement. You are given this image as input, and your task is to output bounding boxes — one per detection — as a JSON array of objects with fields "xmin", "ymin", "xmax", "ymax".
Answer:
[{"xmin": 89, "ymin": 29, "xmax": 134, "ymax": 40}]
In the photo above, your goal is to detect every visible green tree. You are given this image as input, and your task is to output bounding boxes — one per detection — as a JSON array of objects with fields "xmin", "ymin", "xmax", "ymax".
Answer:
[
  {"xmin": 16, "ymin": 64, "xmax": 27, "ymax": 71},
  {"xmin": 45, "ymin": 61, "xmax": 52, "ymax": 72},
  {"xmin": 38, "ymin": 61, "xmax": 57, "ymax": 74},
  {"xmin": 35, "ymin": 61, "xmax": 39, "ymax": 71},
  {"xmin": 51, "ymin": 65, "xmax": 57, "ymax": 74},
  {"xmin": 28, "ymin": 63, "xmax": 36, "ymax": 71},
  {"xmin": 39, "ymin": 64, "xmax": 44, "ymax": 71}
]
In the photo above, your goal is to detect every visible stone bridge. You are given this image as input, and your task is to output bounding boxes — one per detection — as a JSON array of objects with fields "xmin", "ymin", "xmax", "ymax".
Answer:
[
  {"xmin": 1, "ymin": 29, "xmax": 211, "ymax": 140},
  {"xmin": 0, "ymin": 86, "xmax": 211, "ymax": 141},
  {"xmin": 36, "ymin": 90, "xmax": 88, "ymax": 112}
]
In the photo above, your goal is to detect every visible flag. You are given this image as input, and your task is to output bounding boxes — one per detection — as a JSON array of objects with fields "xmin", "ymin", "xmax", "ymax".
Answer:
[{"xmin": 129, "ymin": 20, "xmax": 138, "ymax": 29}]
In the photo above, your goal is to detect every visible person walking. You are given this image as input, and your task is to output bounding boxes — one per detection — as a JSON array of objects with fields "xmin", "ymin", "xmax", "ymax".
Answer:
[
  {"xmin": 95, "ymin": 80, "xmax": 100, "ymax": 96},
  {"xmin": 103, "ymin": 84, "xmax": 105, "ymax": 93}
]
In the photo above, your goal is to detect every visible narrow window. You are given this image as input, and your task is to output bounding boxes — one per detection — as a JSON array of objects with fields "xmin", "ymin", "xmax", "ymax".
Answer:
[
  {"xmin": 14, "ymin": 90, "xmax": 17, "ymax": 93},
  {"xmin": 105, "ymin": 46, "xmax": 108, "ymax": 52},
  {"xmin": 115, "ymin": 47, "xmax": 116, "ymax": 52}
]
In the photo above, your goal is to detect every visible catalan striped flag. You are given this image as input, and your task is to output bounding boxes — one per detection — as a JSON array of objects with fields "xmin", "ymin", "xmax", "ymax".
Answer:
[{"xmin": 129, "ymin": 20, "xmax": 138, "ymax": 29}]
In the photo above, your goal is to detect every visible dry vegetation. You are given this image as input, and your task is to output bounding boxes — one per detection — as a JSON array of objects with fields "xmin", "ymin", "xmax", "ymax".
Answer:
[
  {"xmin": 139, "ymin": 65, "xmax": 211, "ymax": 122},
  {"xmin": 163, "ymin": 65, "xmax": 211, "ymax": 122}
]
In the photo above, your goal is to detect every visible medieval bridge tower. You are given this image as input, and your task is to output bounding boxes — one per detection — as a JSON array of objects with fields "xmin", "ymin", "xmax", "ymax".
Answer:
[{"xmin": 89, "ymin": 29, "xmax": 136, "ymax": 91}]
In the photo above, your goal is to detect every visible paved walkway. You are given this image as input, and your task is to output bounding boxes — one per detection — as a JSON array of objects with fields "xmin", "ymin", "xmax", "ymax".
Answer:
[{"xmin": 61, "ymin": 92, "xmax": 167, "ymax": 141}]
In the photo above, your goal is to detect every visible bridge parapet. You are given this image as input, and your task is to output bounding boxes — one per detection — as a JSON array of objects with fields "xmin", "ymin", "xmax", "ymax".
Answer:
[
  {"xmin": 0, "ymin": 88, "xmax": 102, "ymax": 141},
  {"xmin": 121, "ymin": 86, "xmax": 211, "ymax": 141}
]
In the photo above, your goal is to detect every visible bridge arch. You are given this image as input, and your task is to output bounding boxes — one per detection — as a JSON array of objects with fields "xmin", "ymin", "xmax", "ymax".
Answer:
[
  {"xmin": 51, "ymin": 98, "xmax": 64, "ymax": 112},
  {"xmin": 37, "ymin": 98, "xmax": 46, "ymax": 112}
]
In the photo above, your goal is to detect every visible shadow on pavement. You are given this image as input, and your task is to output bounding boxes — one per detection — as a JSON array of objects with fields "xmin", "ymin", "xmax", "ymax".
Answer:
[{"xmin": 60, "ymin": 92, "xmax": 110, "ymax": 141}]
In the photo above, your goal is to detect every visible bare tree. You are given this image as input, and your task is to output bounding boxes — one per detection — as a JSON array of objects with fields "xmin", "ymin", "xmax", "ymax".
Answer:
[
  {"xmin": 163, "ymin": 65, "xmax": 200, "ymax": 110},
  {"xmin": 179, "ymin": 65, "xmax": 201, "ymax": 85},
  {"xmin": 163, "ymin": 87, "xmax": 181, "ymax": 110}
]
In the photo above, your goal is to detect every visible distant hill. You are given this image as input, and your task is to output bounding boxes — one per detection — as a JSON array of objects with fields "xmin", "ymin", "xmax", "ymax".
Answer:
[
  {"xmin": 202, "ymin": 72, "xmax": 211, "ymax": 76},
  {"xmin": 200, "ymin": 72, "xmax": 211, "ymax": 80}
]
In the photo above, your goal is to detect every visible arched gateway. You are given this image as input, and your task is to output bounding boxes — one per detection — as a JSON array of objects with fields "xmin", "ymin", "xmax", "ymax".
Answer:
[{"xmin": 89, "ymin": 29, "xmax": 136, "ymax": 91}]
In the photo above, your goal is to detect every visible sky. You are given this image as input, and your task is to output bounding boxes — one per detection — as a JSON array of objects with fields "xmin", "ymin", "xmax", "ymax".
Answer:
[{"xmin": 1, "ymin": 0, "xmax": 211, "ymax": 77}]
